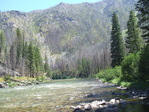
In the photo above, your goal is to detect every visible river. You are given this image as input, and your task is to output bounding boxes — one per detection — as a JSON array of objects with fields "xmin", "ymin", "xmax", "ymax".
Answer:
[{"xmin": 0, "ymin": 78, "xmax": 148, "ymax": 112}]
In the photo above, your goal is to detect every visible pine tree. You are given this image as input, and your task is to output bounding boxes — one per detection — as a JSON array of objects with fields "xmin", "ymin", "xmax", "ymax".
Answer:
[
  {"xmin": 0, "ymin": 31, "xmax": 6, "ymax": 61},
  {"xmin": 136, "ymin": 0, "xmax": 149, "ymax": 43},
  {"xmin": 10, "ymin": 43, "xmax": 17, "ymax": 76},
  {"xmin": 44, "ymin": 54, "xmax": 51, "ymax": 77},
  {"xmin": 21, "ymin": 31, "xmax": 25, "ymax": 76},
  {"xmin": 126, "ymin": 11, "xmax": 142, "ymax": 53},
  {"xmin": 34, "ymin": 47, "xmax": 43, "ymax": 74},
  {"xmin": 136, "ymin": 0, "xmax": 149, "ymax": 80},
  {"xmin": 139, "ymin": 44, "xmax": 149, "ymax": 80},
  {"xmin": 23, "ymin": 42, "xmax": 28, "ymax": 59},
  {"xmin": 77, "ymin": 58, "xmax": 91, "ymax": 77},
  {"xmin": 22, "ymin": 42, "xmax": 29, "ymax": 76},
  {"xmin": 111, "ymin": 12, "xmax": 125, "ymax": 67},
  {"xmin": 4, "ymin": 47, "xmax": 8, "ymax": 75},
  {"xmin": 16, "ymin": 28, "xmax": 23, "ymax": 66},
  {"xmin": 28, "ymin": 42, "xmax": 36, "ymax": 77}
]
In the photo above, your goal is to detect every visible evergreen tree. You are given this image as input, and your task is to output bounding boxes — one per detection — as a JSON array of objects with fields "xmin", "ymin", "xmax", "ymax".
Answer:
[
  {"xmin": 34, "ymin": 46, "xmax": 43, "ymax": 74},
  {"xmin": 28, "ymin": 42, "xmax": 36, "ymax": 77},
  {"xmin": 4, "ymin": 47, "xmax": 8, "ymax": 74},
  {"xmin": 0, "ymin": 31, "xmax": 6, "ymax": 61},
  {"xmin": 44, "ymin": 54, "xmax": 51, "ymax": 77},
  {"xmin": 139, "ymin": 44, "xmax": 149, "ymax": 80},
  {"xmin": 21, "ymin": 31, "xmax": 25, "ymax": 76},
  {"xmin": 126, "ymin": 11, "xmax": 142, "ymax": 53},
  {"xmin": 16, "ymin": 28, "xmax": 23, "ymax": 65},
  {"xmin": 77, "ymin": 58, "xmax": 91, "ymax": 77},
  {"xmin": 10, "ymin": 43, "xmax": 17, "ymax": 77},
  {"xmin": 136, "ymin": 0, "xmax": 149, "ymax": 80},
  {"xmin": 22, "ymin": 32, "xmax": 25, "ymax": 59},
  {"xmin": 23, "ymin": 42, "xmax": 28, "ymax": 59},
  {"xmin": 136, "ymin": 0, "xmax": 149, "ymax": 43},
  {"xmin": 22, "ymin": 42, "xmax": 29, "ymax": 76},
  {"xmin": 111, "ymin": 12, "xmax": 125, "ymax": 67},
  {"xmin": 22, "ymin": 42, "xmax": 44, "ymax": 77}
]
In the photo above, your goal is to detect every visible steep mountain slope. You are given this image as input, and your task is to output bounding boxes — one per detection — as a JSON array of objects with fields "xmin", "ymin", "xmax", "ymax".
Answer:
[{"xmin": 0, "ymin": 0, "xmax": 138, "ymax": 69}]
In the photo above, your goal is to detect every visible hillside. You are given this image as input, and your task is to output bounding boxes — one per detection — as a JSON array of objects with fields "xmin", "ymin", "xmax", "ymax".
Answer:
[{"xmin": 0, "ymin": 0, "xmax": 138, "ymax": 75}]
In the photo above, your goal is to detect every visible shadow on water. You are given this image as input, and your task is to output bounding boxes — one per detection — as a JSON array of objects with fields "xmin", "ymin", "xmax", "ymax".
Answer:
[{"xmin": 118, "ymin": 103, "xmax": 149, "ymax": 112}]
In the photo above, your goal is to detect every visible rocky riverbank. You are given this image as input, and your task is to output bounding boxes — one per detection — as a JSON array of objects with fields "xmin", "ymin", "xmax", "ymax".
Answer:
[
  {"xmin": 0, "ymin": 80, "xmax": 40, "ymax": 88},
  {"xmin": 0, "ymin": 77, "xmax": 51, "ymax": 88},
  {"xmin": 69, "ymin": 81, "xmax": 149, "ymax": 112},
  {"xmin": 70, "ymin": 95, "xmax": 149, "ymax": 112}
]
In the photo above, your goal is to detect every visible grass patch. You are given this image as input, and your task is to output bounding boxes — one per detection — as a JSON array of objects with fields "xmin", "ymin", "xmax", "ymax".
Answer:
[
  {"xmin": 12, "ymin": 77, "xmax": 36, "ymax": 81},
  {"xmin": 0, "ymin": 78, "xmax": 4, "ymax": 82}
]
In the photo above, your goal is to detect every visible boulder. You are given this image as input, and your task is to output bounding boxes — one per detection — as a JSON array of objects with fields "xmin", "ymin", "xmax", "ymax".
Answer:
[
  {"xmin": 0, "ymin": 83, "xmax": 8, "ymax": 88},
  {"xmin": 110, "ymin": 98, "xmax": 120, "ymax": 105},
  {"xmin": 76, "ymin": 105, "xmax": 83, "ymax": 109},
  {"xmin": 84, "ymin": 104, "xmax": 92, "ymax": 110},
  {"xmin": 90, "ymin": 100, "xmax": 106, "ymax": 108},
  {"xmin": 92, "ymin": 100, "xmax": 105, "ymax": 105},
  {"xmin": 70, "ymin": 106, "xmax": 76, "ymax": 109},
  {"xmin": 110, "ymin": 99, "xmax": 116, "ymax": 104},
  {"xmin": 99, "ymin": 105, "xmax": 104, "ymax": 108},
  {"xmin": 139, "ymin": 96, "xmax": 147, "ymax": 100},
  {"xmin": 91, "ymin": 102, "xmax": 99, "ymax": 108}
]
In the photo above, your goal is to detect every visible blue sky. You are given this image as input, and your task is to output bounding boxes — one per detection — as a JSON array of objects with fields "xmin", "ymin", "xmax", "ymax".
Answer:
[{"xmin": 0, "ymin": 0, "xmax": 101, "ymax": 12}]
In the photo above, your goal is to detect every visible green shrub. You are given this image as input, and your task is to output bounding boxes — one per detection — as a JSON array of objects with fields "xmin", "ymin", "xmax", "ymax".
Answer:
[
  {"xmin": 36, "ymin": 76, "xmax": 47, "ymax": 82},
  {"xmin": 96, "ymin": 66, "xmax": 122, "ymax": 82},
  {"xmin": 7, "ymin": 82, "xmax": 17, "ymax": 87},
  {"xmin": 4, "ymin": 75, "xmax": 11, "ymax": 82},
  {"xmin": 51, "ymin": 70, "xmax": 76, "ymax": 79},
  {"xmin": 119, "ymin": 81, "xmax": 131, "ymax": 87},
  {"xmin": 139, "ymin": 45, "xmax": 149, "ymax": 80},
  {"xmin": 121, "ymin": 52, "xmax": 140, "ymax": 81},
  {"xmin": 46, "ymin": 69, "xmax": 52, "ymax": 77},
  {"xmin": 51, "ymin": 72, "xmax": 68, "ymax": 79}
]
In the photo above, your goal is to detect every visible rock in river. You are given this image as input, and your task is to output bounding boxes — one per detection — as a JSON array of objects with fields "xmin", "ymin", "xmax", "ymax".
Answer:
[{"xmin": 84, "ymin": 104, "xmax": 92, "ymax": 110}]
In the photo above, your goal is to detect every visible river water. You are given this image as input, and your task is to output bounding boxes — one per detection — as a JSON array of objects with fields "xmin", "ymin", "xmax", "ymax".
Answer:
[{"xmin": 0, "ymin": 78, "xmax": 148, "ymax": 112}]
